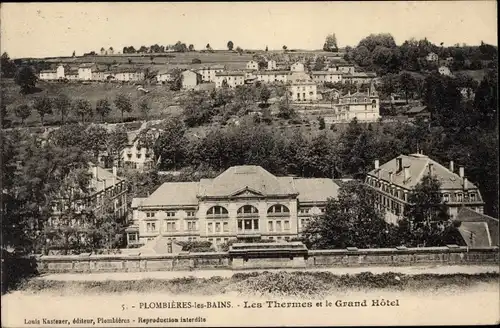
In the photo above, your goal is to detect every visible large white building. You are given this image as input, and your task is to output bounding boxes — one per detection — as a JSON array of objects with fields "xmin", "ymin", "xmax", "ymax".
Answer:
[
  {"xmin": 128, "ymin": 166, "xmax": 339, "ymax": 247},
  {"xmin": 255, "ymin": 71, "xmax": 289, "ymax": 84},
  {"xmin": 311, "ymin": 71, "xmax": 343, "ymax": 84},
  {"xmin": 365, "ymin": 153, "xmax": 485, "ymax": 224},
  {"xmin": 326, "ymin": 87, "xmax": 380, "ymax": 123},
  {"xmin": 39, "ymin": 65, "xmax": 65, "ymax": 80}
]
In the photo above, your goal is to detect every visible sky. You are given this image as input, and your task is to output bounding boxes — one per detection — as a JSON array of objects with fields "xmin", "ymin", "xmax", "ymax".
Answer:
[{"xmin": 1, "ymin": 1, "xmax": 497, "ymax": 59}]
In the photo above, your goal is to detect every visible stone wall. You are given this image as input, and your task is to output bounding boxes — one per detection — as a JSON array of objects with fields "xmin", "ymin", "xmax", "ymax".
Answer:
[{"xmin": 36, "ymin": 246, "xmax": 499, "ymax": 273}]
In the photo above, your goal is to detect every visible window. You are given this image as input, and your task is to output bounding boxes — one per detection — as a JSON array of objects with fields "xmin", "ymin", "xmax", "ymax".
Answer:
[
  {"xmin": 166, "ymin": 211, "xmax": 176, "ymax": 217},
  {"xmin": 237, "ymin": 220, "xmax": 243, "ymax": 232},
  {"xmin": 215, "ymin": 222, "xmax": 221, "ymax": 233},
  {"xmin": 299, "ymin": 208, "xmax": 310, "ymax": 214},
  {"xmin": 276, "ymin": 221, "xmax": 282, "ymax": 232},
  {"xmin": 470, "ymin": 193, "xmax": 476, "ymax": 202},
  {"xmin": 223, "ymin": 222, "xmax": 229, "ymax": 232},
  {"xmin": 207, "ymin": 206, "xmax": 228, "ymax": 216},
  {"xmin": 253, "ymin": 219, "xmax": 259, "ymax": 230},
  {"xmin": 237, "ymin": 205, "xmax": 259, "ymax": 215},
  {"xmin": 284, "ymin": 221, "xmax": 290, "ymax": 231},
  {"xmin": 136, "ymin": 153, "xmax": 141, "ymax": 159},
  {"xmin": 187, "ymin": 211, "xmax": 195, "ymax": 217},
  {"xmin": 146, "ymin": 212, "xmax": 155, "ymax": 218},
  {"xmin": 267, "ymin": 204, "xmax": 290, "ymax": 214},
  {"xmin": 187, "ymin": 221, "xmax": 196, "ymax": 231},
  {"xmin": 165, "ymin": 221, "xmax": 176, "ymax": 232},
  {"xmin": 207, "ymin": 222, "xmax": 213, "ymax": 233},
  {"xmin": 443, "ymin": 193, "xmax": 450, "ymax": 202},
  {"xmin": 146, "ymin": 222, "xmax": 156, "ymax": 232},
  {"xmin": 457, "ymin": 193, "xmax": 463, "ymax": 202},
  {"xmin": 297, "ymin": 93, "xmax": 300, "ymax": 99},
  {"xmin": 268, "ymin": 221, "xmax": 273, "ymax": 232}
]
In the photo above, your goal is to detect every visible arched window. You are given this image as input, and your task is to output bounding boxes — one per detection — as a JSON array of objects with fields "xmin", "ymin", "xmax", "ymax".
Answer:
[
  {"xmin": 206, "ymin": 206, "xmax": 228, "ymax": 216},
  {"xmin": 267, "ymin": 204, "xmax": 290, "ymax": 214},
  {"xmin": 237, "ymin": 205, "xmax": 259, "ymax": 215},
  {"xmin": 372, "ymin": 100, "xmax": 377, "ymax": 108}
]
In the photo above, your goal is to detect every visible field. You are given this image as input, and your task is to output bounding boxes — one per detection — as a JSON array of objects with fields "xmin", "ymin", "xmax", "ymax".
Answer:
[{"xmin": 2, "ymin": 271, "xmax": 499, "ymax": 326}]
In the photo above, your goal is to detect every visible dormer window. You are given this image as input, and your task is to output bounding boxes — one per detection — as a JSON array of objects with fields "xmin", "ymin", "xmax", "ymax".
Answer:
[
  {"xmin": 443, "ymin": 193, "xmax": 449, "ymax": 202},
  {"xmin": 470, "ymin": 193, "xmax": 476, "ymax": 202}
]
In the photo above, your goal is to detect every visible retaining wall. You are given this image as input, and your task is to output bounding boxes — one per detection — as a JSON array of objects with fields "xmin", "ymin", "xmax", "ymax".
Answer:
[{"xmin": 35, "ymin": 246, "xmax": 499, "ymax": 273}]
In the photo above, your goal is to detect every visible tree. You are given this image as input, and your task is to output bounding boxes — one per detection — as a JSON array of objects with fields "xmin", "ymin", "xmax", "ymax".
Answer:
[
  {"xmin": 95, "ymin": 99, "xmax": 112, "ymax": 122},
  {"xmin": 139, "ymin": 99, "xmax": 151, "ymax": 120},
  {"xmin": 154, "ymin": 116, "xmax": 188, "ymax": 170},
  {"xmin": 277, "ymin": 100, "xmax": 296, "ymax": 119},
  {"xmin": 74, "ymin": 99, "xmax": 93, "ymax": 123},
  {"xmin": 107, "ymin": 126, "xmax": 128, "ymax": 167},
  {"xmin": 206, "ymin": 43, "xmax": 212, "ymax": 51},
  {"xmin": 302, "ymin": 181, "xmax": 393, "ymax": 249},
  {"xmin": 14, "ymin": 104, "xmax": 31, "ymax": 124},
  {"xmin": 15, "ymin": 66, "xmax": 38, "ymax": 94},
  {"xmin": 33, "ymin": 96, "xmax": 52, "ymax": 125},
  {"xmin": 318, "ymin": 116, "xmax": 326, "ymax": 130},
  {"xmin": 398, "ymin": 72, "xmax": 417, "ymax": 103},
  {"xmin": 84, "ymin": 125, "xmax": 109, "ymax": 161},
  {"xmin": 236, "ymin": 47, "xmax": 243, "ymax": 55},
  {"xmin": 192, "ymin": 58, "xmax": 201, "ymax": 64},
  {"xmin": 265, "ymin": 45, "xmax": 268, "ymax": 52},
  {"xmin": 114, "ymin": 94, "xmax": 132, "ymax": 122},
  {"xmin": 53, "ymin": 93, "xmax": 71, "ymax": 124},
  {"xmin": 282, "ymin": 45, "xmax": 288, "ymax": 51},
  {"xmin": 182, "ymin": 91, "xmax": 215, "ymax": 127},
  {"xmin": 259, "ymin": 84, "xmax": 271, "ymax": 105},
  {"xmin": 227, "ymin": 41, "xmax": 234, "ymax": 51},
  {"xmin": 188, "ymin": 44, "xmax": 195, "ymax": 51},
  {"xmin": 323, "ymin": 33, "xmax": 338, "ymax": 52},
  {"xmin": 313, "ymin": 57, "xmax": 326, "ymax": 71},
  {"xmin": 1, "ymin": 52, "xmax": 17, "ymax": 78},
  {"xmin": 72, "ymin": 51, "xmax": 76, "ymax": 57}
]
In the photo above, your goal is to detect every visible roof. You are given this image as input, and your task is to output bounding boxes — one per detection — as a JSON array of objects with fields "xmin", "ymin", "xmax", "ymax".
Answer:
[
  {"xmin": 131, "ymin": 197, "xmax": 146, "ymax": 208},
  {"xmin": 79, "ymin": 63, "xmax": 95, "ymax": 68},
  {"xmin": 311, "ymin": 71, "xmax": 343, "ymax": 75},
  {"xmin": 344, "ymin": 72, "xmax": 377, "ymax": 78},
  {"xmin": 181, "ymin": 70, "xmax": 201, "ymax": 76},
  {"xmin": 456, "ymin": 207, "xmax": 499, "ymax": 246},
  {"xmin": 141, "ymin": 182, "xmax": 199, "ymax": 207},
  {"xmin": 216, "ymin": 71, "xmax": 245, "ymax": 76},
  {"xmin": 198, "ymin": 166, "xmax": 297, "ymax": 198},
  {"xmin": 457, "ymin": 222, "xmax": 492, "ymax": 247},
  {"xmin": 288, "ymin": 72, "xmax": 313, "ymax": 83},
  {"xmin": 406, "ymin": 105, "xmax": 428, "ymax": 114},
  {"xmin": 197, "ymin": 64, "xmax": 225, "ymax": 70},
  {"xmin": 89, "ymin": 165, "xmax": 124, "ymax": 193},
  {"xmin": 257, "ymin": 70, "xmax": 290, "ymax": 75},
  {"xmin": 40, "ymin": 69, "xmax": 57, "ymax": 73},
  {"xmin": 294, "ymin": 178, "xmax": 339, "ymax": 203},
  {"xmin": 367, "ymin": 153, "xmax": 480, "ymax": 190},
  {"xmin": 157, "ymin": 68, "xmax": 175, "ymax": 75}
]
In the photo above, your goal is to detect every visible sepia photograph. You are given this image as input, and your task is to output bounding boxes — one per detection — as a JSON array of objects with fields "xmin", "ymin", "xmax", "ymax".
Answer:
[{"xmin": 1, "ymin": 1, "xmax": 498, "ymax": 327}]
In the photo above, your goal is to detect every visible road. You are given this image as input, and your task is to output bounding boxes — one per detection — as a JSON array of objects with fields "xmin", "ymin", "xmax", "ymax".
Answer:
[{"xmin": 36, "ymin": 264, "xmax": 499, "ymax": 281}]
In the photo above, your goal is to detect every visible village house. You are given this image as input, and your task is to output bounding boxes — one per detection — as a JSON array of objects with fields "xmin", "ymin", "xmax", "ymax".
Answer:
[
  {"xmin": 290, "ymin": 62, "xmax": 305, "ymax": 72},
  {"xmin": 454, "ymin": 207, "xmax": 499, "ymax": 247},
  {"xmin": 246, "ymin": 60, "xmax": 259, "ymax": 70},
  {"xmin": 365, "ymin": 153, "xmax": 485, "ymax": 225},
  {"xmin": 288, "ymin": 79, "xmax": 318, "ymax": 102},
  {"xmin": 329, "ymin": 64, "xmax": 355, "ymax": 74},
  {"xmin": 267, "ymin": 60, "xmax": 277, "ymax": 70},
  {"xmin": 39, "ymin": 65, "xmax": 65, "ymax": 80},
  {"xmin": 342, "ymin": 72, "xmax": 377, "ymax": 85},
  {"xmin": 215, "ymin": 71, "xmax": 245, "ymax": 88},
  {"xmin": 405, "ymin": 105, "xmax": 431, "ymax": 121},
  {"xmin": 128, "ymin": 165, "xmax": 339, "ymax": 247},
  {"xmin": 113, "ymin": 68, "xmax": 145, "ymax": 82},
  {"xmin": 426, "ymin": 52, "xmax": 439, "ymax": 62},
  {"xmin": 310, "ymin": 71, "xmax": 343, "ymax": 84},
  {"xmin": 156, "ymin": 68, "xmax": 175, "ymax": 84},
  {"xmin": 255, "ymin": 70, "xmax": 289, "ymax": 84},
  {"xmin": 65, "ymin": 69, "xmax": 79, "ymax": 81},
  {"xmin": 327, "ymin": 86, "xmax": 380, "ymax": 123},
  {"xmin": 78, "ymin": 63, "xmax": 94, "ymax": 80},
  {"xmin": 181, "ymin": 70, "xmax": 202, "ymax": 89},
  {"xmin": 196, "ymin": 65, "xmax": 225, "ymax": 82},
  {"xmin": 121, "ymin": 129, "xmax": 158, "ymax": 171}
]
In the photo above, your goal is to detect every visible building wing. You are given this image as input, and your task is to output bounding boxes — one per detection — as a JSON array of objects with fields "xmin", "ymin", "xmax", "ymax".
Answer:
[
  {"xmin": 141, "ymin": 182, "xmax": 199, "ymax": 207},
  {"xmin": 293, "ymin": 178, "xmax": 339, "ymax": 203}
]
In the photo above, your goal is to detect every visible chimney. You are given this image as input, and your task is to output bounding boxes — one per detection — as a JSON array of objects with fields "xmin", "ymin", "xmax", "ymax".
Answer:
[
  {"xmin": 396, "ymin": 157, "xmax": 403, "ymax": 172},
  {"xmin": 388, "ymin": 171, "xmax": 393, "ymax": 183},
  {"xmin": 428, "ymin": 163, "xmax": 434, "ymax": 176},
  {"xmin": 374, "ymin": 159, "xmax": 379, "ymax": 170},
  {"xmin": 403, "ymin": 166, "xmax": 410, "ymax": 183},
  {"xmin": 449, "ymin": 160, "xmax": 454, "ymax": 172},
  {"xmin": 459, "ymin": 167, "xmax": 464, "ymax": 178},
  {"xmin": 463, "ymin": 177, "xmax": 469, "ymax": 190}
]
